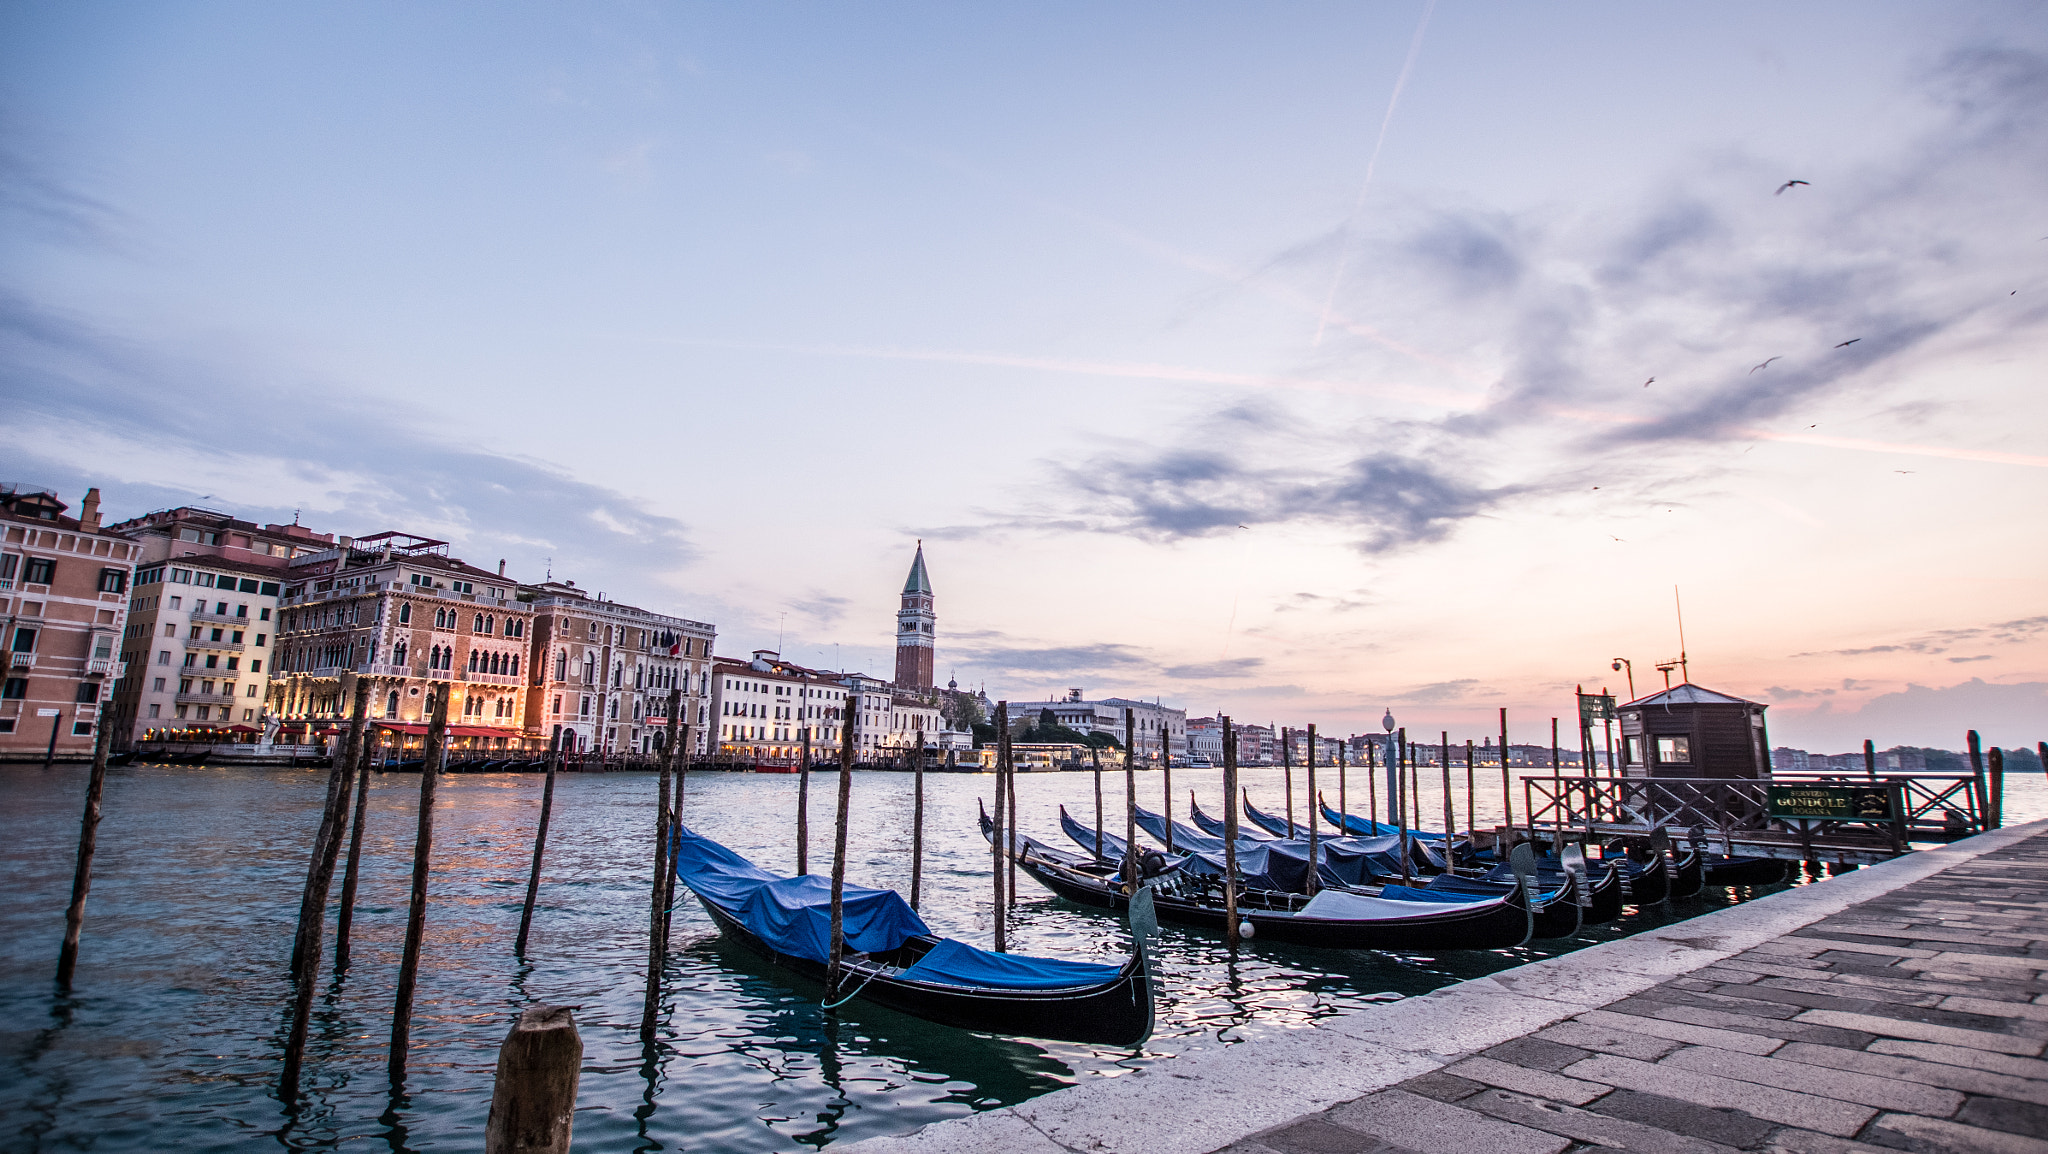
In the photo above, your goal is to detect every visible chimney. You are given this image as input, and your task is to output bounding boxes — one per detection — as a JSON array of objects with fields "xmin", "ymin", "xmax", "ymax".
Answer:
[
  {"xmin": 338, "ymin": 535, "xmax": 354, "ymax": 550},
  {"xmin": 80, "ymin": 487, "xmax": 102, "ymax": 530},
  {"xmin": 498, "ymin": 559, "xmax": 506, "ymax": 576}
]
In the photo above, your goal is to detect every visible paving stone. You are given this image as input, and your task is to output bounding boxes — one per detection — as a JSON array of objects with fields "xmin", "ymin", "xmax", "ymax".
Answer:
[
  {"xmin": 1323, "ymin": 1090, "xmax": 1571, "ymax": 1154},
  {"xmin": 1864, "ymin": 1112, "xmax": 2048, "ymax": 1154},
  {"xmin": 1956, "ymin": 1094, "xmax": 2048, "ymax": 1139},
  {"xmin": 1587, "ymin": 1088, "xmax": 1780, "ymax": 1148},
  {"xmin": 1820, "ymin": 970, "xmax": 2045, "ymax": 1003},
  {"xmin": 1755, "ymin": 976, "xmax": 1946, "ymax": 1008},
  {"xmin": 1824, "ymin": 922, "xmax": 2038, "ymax": 949},
  {"xmin": 1922, "ymin": 951, "xmax": 2048, "ymax": 976},
  {"xmin": 1944, "ymin": 995, "xmax": 2048, "ymax": 1022},
  {"xmin": 1531, "ymin": 1019, "xmax": 1684, "ymax": 1061},
  {"xmin": 1461, "ymin": 1089, "xmax": 1742, "ymax": 1154},
  {"xmin": 1708, "ymin": 958, "xmax": 1831, "ymax": 979},
  {"xmin": 1571, "ymin": 1008, "xmax": 1782, "ymax": 1056},
  {"xmin": 1256, "ymin": 1118, "xmax": 1411, "ymax": 1154},
  {"xmin": 1655, "ymin": 1044, "xmax": 1965, "ymax": 1115},
  {"xmin": 1393, "ymin": 1071, "xmax": 1484, "ymax": 1103},
  {"xmin": 1760, "ymin": 1129, "xmax": 1899, "ymax": 1153},
  {"xmin": 1635, "ymin": 1002, "xmax": 1878, "ymax": 1047},
  {"xmin": 1439, "ymin": 1057, "xmax": 1609, "ymax": 1106},
  {"xmin": 1793, "ymin": 1009, "xmax": 2046, "ymax": 1056},
  {"xmin": 1559, "ymin": 1054, "xmax": 1876, "ymax": 1136},
  {"xmin": 1866, "ymin": 1038, "xmax": 2048, "ymax": 1080},
  {"xmin": 1478, "ymin": 1036, "xmax": 1591, "ymax": 1072},
  {"xmin": 1775, "ymin": 1041, "xmax": 2048, "ymax": 1107},
  {"xmin": 1702, "ymin": 981, "xmax": 1940, "ymax": 1015},
  {"xmin": 1618, "ymin": 987, "xmax": 1806, "ymax": 1020},
  {"xmin": 1752, "ymin": 940, "xmax": 1828, "ymax": 959},
  {"xmin": 1790, "ymin": 936, "xmax": 1938, "ymax": 960}
]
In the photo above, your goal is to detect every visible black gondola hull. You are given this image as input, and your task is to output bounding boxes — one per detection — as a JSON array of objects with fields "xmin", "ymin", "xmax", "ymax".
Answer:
[
  {"xmin": 1703, "ymin": 855, "xmax": 1789, "ymax": 887},
  {"xmin": 695, "ymin": 895, "xmax": 1151, "ymax": 1046}
]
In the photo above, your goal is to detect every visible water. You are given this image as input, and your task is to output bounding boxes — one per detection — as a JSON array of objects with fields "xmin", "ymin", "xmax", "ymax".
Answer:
[{"xmin": 4, "ymin": 762, "xmax": 2042, "ymax": 1153}]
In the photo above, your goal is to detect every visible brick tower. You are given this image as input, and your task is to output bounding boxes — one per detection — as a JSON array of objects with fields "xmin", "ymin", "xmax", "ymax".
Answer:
[{"xmin": 895, "ymin": 543, "xmax": 935, "ymax": 689}]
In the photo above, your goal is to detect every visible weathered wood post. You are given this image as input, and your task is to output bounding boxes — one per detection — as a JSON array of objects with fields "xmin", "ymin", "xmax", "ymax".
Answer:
[
  {"xmin": 515, "ymin": 732, "xmax": 561, "ymax": 958},
  {"xmin": 1440, "ymin": 731, "xmax": 1456, "ymax": 866},
  {"xmin": 825, "ymin": 697, "xmax": 857, "ymax": 997},
  {"xmin": 1365, "ymin": 740, "xmax": 1377, "ymax": 834},
  {"xmin": 910, "ymin": 726, "xmax": 925, "ymax": 910},
  {"xmin": 1221, "ymin": 717, "xmax": 1240, "ymax": 948},
  {"xmin": 1123, "ymin": 709, "xmax": 1138, "ymax": 892},
  {"xmin": 1863, "ymin": 738, "xmax": 1877, "ymax": 781},
  {"xmin": 1464, "ymin": 739, "xmax": 1476, "ymax": 848},
  {"xmin": 1280, "ymin": 724, "xmax": 1294, "ymax": 837},
  {"xmin": 991, "ymin": 702, "xmax": 1007, "ymax": 952},
  {"xmin": 483, "ymin": 1005, "xmax": 582, "ymax": 1154},
  {"xmin": 388, "ymin": 690, "xmax": 448, "ymax": 1085},
  {"xmin": 1006, "ymin": 718, "xmax": 1018, "ymax": 907},
  {"xmin": 1396, "ymin": 728, "xmax": 1412, "ymax": 884},
  {"xmin": 1968, "ymin": 730, "xmax": 1987, "ymax": 830},
  {"xmin": 55, "ymin": 701, "xmax": 117, "ymax": 991},
  {"xmin": 1304, "ymin": 724, "xmax": 1319, "ymax": 895},
  {"xmin": 1160, "ymin": 723, "xmax": 1174, "ymax": 855},
  {"xmin": 1337, "ymin": 740, "xmax": 1348, "ymax": 833},
  {"xmin": 798, "ymin": 677, "xmax": 813, "ymax": 875},
  {"xmin": 638, "ymin": 696, "xmax": 680, "ymax": 1040},
  {"xmin": 1092, "ymin": 743, "xmax": 1104, "ymax": 860},
  {"xmin": 335, "ymin": 725, "xmax": 379, "ymax": 970},
  {"xmin": 1498, "ymin": 708, "xmax": 1513, "ymax": 848},
  {"xmin": 1988, "ymin": 747, "xmax": 2004, "ymax": 830},
  {"xmin": 664, "ymin": 723, "xmax": 689, "ymax": 945},
  {"xmin": 282, "ymin": 677, "xmax": 370, "ymax": 1100}
]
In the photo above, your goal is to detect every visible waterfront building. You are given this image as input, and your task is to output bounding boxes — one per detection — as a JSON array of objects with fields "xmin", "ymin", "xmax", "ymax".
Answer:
[
  {"xmin": 524, "ymin": 580, "xmax": 715, "ymax": 755},
  {"xmin": 102, "ymin": 506, "xmax": 332, "ymax": 744},
  {"xmin": 1185, "ymin": 717, "xmax": 1225, "ymax": 764},
  {"xmin": 710, "ymin": 650, "xmax": 849, "ymax": 761},
  {"xmin": 268, "ymin": 532, "xmax": 537, "ymax": 752},
  {"xmin": 1617, "ymin": 683, "xmax": 1771, "ymax": 779},
  {"xmin": 895, "ymin": 543, "xmax": 935, "ymax": 690},
  {"xmin": 0, "ymin": 486, "xmax": 138, "ymax": 759},
  {"xmin": 1014, "ymin": 687, "xmax": 1185, "ymax": 758}
]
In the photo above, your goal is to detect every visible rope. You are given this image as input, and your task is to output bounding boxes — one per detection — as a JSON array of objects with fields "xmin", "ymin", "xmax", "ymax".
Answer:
[{"xmin": 821, "ymin": 968, "xmax": 879, "ymax": 1011}]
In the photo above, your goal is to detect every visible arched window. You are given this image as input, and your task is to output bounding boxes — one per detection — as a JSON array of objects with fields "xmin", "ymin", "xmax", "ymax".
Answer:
[
  {"xmin": 387, "ymin": 689, "xmax": 399, "ymax": 716},
  {"xmin": 467, "ymin": 650, "xmax": 479, "ymax": 673},
  {"xmin": 554, "ymin": 650, "xmax": 567, "ymax": 681},
  {"xmin": 394, "ymin": 641, "xmax": 408, "ymax": 666},
  {"xmin": 474, "ymin": 613, "xmax": 485, "ymax": 633},
  {"xmin": 398, "ymin": 603, "xmax": 411, "ymax": 625},
  {"xmin": 510, "ymin": 654, "xmax": 520, "ymax": 677},
  {"xmin": 484, "ymin": 614, "xmax": 494, "ymax": 635}
]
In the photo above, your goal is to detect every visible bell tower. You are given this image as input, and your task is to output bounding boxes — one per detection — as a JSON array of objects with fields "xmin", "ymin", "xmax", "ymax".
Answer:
[{"xmin": 895, "ymin": 542, "xmax": 935, "ymax": 689}]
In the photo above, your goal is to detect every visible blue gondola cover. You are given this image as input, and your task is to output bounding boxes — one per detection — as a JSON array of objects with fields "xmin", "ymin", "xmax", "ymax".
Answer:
[
  {"xmin": 900, "ymin": 938, "xmax": 1125, "ymax": 990},
  {"xmin": 674, "ymin": 825, "xmax": 929, "ymax": 964}
]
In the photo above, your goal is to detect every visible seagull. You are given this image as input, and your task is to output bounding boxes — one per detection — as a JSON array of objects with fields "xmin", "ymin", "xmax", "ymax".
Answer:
[
  {"xmin": 1643, "ymin": 377, "xmax": 1655, "ymax": 387},
  {"xmin": 1750, "ymin": 357, "xmax": 1781, "ymax": 373},
  {"xmin": 1608, "ymin": 535, "xmax": 1625, "ymax": 542},
  {"xmin": 1236, "ymin": 524, "xmax": 1250, "ymax": 529},
  {"xmin": 1834, "ymin": 338, "xmax": 1861, "ymax": 348},
  {"xmin": 1894, "ymin": 470, "xmax": 1915, "ymax": 474},
  {"xmin": 1775, "ymin": 180, "xmax": 1810, "ymax": 195}
]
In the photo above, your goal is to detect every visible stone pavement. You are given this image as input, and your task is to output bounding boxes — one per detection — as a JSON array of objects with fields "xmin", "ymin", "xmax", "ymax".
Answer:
[
  {"xmin": 839, "ymin": 820, "xmax": 2048, "ymax": 1154},
  {"xmin": 1221, "ymin": 826, "xmax": 2048, "ymax": 1154}
]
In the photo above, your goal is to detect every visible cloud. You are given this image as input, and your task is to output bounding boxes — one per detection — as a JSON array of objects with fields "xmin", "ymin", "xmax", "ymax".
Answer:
[
  {"xmin": 789, "ymin": 593, "xmax": 852, "ymax": 628},
  {"xmin": 1392, "ymin": 678, "xmax": 1498, "ymax": 706},
  {"xmin": 1162, "ymin": 657, "xmax": 1264, "ymax": 680},
  {"xmin": 1793, "ymin": 615, "xmax": 2048, "ymax": 659},
  {"xmin": 1947, "ymin": 654, "xmax": 1993, "ymax": 663},
  {"xmin": 1771, "ymin": 677, "xmax": 2048, "ymax": 751},
  {"xmin": 0, "ymin": 293, "xmax": 699, "ymax": 597},
  {"xmin": 947, "ymin": 641, "xmax": 1148, "ymax": 675}
]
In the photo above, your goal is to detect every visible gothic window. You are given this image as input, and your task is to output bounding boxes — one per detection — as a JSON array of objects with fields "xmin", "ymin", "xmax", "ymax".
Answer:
[{"xmin": 399, "ymin": 603, "xmax": 411, "ymax": 624}]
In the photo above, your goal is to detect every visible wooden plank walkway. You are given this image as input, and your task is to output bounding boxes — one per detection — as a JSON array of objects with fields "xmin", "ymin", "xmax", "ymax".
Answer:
[
  {"xmin": 840, "ymin": 820, "xmax": 2048, "ymax": 1154},
  {"xmin": 1222, "ymin": 828, "xmax": 2048, "ymax": 1154}
]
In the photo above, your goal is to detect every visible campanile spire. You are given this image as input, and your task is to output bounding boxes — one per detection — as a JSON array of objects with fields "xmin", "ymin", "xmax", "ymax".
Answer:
[{"xmin": 895, "ymin": 542, "xmax": 935, "ymax": 689}]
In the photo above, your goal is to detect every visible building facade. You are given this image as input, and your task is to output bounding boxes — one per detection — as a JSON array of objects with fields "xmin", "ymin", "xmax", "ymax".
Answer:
[
  {"xmin": 0, "ymin": 486, "xmax": 137, "ymax": 759},
  {"xmin": 269, "ymin": 532, "xmax": 537, "ymax": 751},
  {"xmin": 102, "ymin": 507, "xmax": 334, "ymax": 744},
  {"xmin": 525, "ymin": 580, "xmax": 715, "ymax": 754},
  {"xmin": 710, "ymin": 650, "xmax": 849, "ymax": 762}
]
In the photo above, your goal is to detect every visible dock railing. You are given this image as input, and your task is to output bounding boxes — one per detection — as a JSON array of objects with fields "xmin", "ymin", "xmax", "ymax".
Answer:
[{"xmin": 1520, "ymin": 771, "xmax": 1985, "ymax": 864}]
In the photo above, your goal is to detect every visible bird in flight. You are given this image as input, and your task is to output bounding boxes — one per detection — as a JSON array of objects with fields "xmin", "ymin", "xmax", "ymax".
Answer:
[
  {"xmin": 1775, "ymin": 180, "xmax": 1810, "ymax": 195},
  {"xmin": 1750, "ymin": 357, "xmax": 1781, "ymax": 373},
  {"xmin": 1643, "ymin": 377, "xmax": 1655, "ymax": 387},
  {"xmin": 1894, "ymin": 470, "xmax": 1915, "ymax": 474},
  {"xmin": 1236, "ymin": 524, "xmax": 1250, "ymax": 530},
  {"xmin": 1608, "ymin": 535, "xmax": 1625, "ymax": 542},
  {"xmin": 1834, "ymin": 338, "xmax": 1861, "ymax": 348}
]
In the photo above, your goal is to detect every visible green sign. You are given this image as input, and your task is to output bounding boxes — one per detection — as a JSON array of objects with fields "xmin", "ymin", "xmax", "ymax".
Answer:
[
  {"xmin": 1578, "ymin": 693, "xmax": 1617, "ymax": 723},
  {"xmin": 1767, "ymin": 784, "xmax": 1894, "ymax": 822}
]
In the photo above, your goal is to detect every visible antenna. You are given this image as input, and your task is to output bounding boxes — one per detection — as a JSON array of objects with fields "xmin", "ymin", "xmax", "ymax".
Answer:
[{"xmin": 1674, "ymin": 585, "xmax": 1689, "ymax": 684}]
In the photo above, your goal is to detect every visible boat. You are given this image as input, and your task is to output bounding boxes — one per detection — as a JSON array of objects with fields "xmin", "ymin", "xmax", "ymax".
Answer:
[
  {"xmin": 1001, "ymin": 812, "xmax": 1537, "ymax": 951},
  {"xmin": 672, "ymin": 825, "xmax": 1153, "ymax": 1046},
  {"xmin": 1701, "ymin": 853, "xmax": 1789, "ymax": 887}
]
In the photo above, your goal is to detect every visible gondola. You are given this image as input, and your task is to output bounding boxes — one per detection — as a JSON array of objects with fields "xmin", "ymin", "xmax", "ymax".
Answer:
[
  {"xmin": 106, "ymin": 751, "xmax": 139, "ymax": 767},
  {"xmin": 674, "ymin": 826, "xmax": 1153, "ymax": 1046},
  {"xmin": 997, "ymin": 814, "xmax": 1536, "ymax": 952},
  {"xmin": 1702, "ymin": 854, "xmax": 1789, "ymax": 887}
]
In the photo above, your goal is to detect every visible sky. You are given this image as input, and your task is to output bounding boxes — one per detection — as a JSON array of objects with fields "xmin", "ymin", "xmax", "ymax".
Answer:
[{"xmin": 3, "ymin": 2, "xmax": 2044, "ymax": 753}]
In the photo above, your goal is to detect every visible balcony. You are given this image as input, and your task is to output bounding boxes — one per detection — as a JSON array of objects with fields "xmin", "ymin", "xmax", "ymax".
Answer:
[
  {"xmin": 190, "ymin": 608, "xmax": 251, "ymax": 626},
  {"xmin": 187, "ymin": 635, "xmax": 246, "ymax": 653},
  {"xmin": 462, "ymin": 671, "xmax": 522, "ymax": 687},
  {"xmin": 87, "ymin": 658, "xmax": 121, "ymax": 677},
  {"xmin": 175, "ymin": 689, "xmax": 240, "ymax": 706},
  {"xmin": 9, "ymin": 652, "xmax": 32, "ymax": 669}
]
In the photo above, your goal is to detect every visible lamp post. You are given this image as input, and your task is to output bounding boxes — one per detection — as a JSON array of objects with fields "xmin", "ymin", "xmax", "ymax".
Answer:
[
  {"xmin": 1610, "ymin": 658, "xmax": 1635, "ymax": 702},
  {"xmin": 1380, "ymin": 709, "xmax": 1397, "ymax": 827}
]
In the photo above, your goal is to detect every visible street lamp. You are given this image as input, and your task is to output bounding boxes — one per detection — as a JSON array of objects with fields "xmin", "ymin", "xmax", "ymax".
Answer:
[{"xmin": 1610, "ymin": 659, "xmax": 1635, "ymax": 702}]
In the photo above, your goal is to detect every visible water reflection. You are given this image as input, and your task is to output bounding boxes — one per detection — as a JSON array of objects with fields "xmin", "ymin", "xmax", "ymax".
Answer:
[{"xmin": 2, "ymin": 762, "xmax": 2041, "ymax": 1153}]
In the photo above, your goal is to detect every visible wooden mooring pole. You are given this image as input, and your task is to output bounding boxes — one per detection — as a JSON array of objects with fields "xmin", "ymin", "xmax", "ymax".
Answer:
[
  {"xmin": 1280, "ymin": 724, "xmax": 1294, "ymax": 837},
  {"xmin": 1863, "ymin": 739, "xmax": 1877, "ymax": 781},
  {"xmin": 1304, "ymin": 724, "xmax": 1318, "ymax": 895},
  {"xmin": 1988, "ymin": 747, "xmax": 2004, "ymax": 830},
  {"xmin": 991, "ymin": 702, "xmax": 1007, "ymax": 952},
  {"xmin": 1221, "ymin": 717, "xmax": 1239, "ymax": 948},
  {"xmin": 1123, "ymin": 709, "xmax": 1138, "ymax": 892},
  {"xmin": 1396, "ymin": 728, "xmax": 1412, "ymax": 884},
  {"xmin": 664, "ymin": 724, "xmax": 689, "ymax": 946},
  {"xmin": 1006, "ymin": 719, "xmax": 1018, "ymax": 908},
  {"xmin": 335, "ymin": 727, "xmax": 379, "ymax": 971},
  {"xmin": 1498, "ymin": 708, "xmax": 1513, "ymax": 848},
  {"xmin": 1440, "ymin": 731, "xmax": 1455, "ymax": 865},
  {"xmin": 55, "ymin": 702, "xmax": 117, "ymax": 991},
  {"xmin": 824, "ymin": 698, "xmax": 856, "ymax": 998},
  {"xmin": 1365, "ymin": 740, "xmax": 1376, "ymax": 834},
  {"xmin": 910, "ymin": 727, "xmax": 925, "ymax": 910},
  {"xmin": 514, "ymin": 733, "xmax": 561, "ymax": 958},
  {"xmin": 388, "ymin": 690, "xmax": 448, "ymax": 1085},
  {"xmin": 1968, "ymin": 730, "xmax": 1987, "ymax": 830},
  {"xmin": 1464, "ymin": 739, "xmax": 1475, "ymax": 847},
  {"xmin": 638, "ymin": 698, "xmax": 679, "ymax": 1040},
  {"xmin": 798, "ymin": 682, "xmax": 811, "ymax": 875},
  {"xmin": 283, "ymin": 677, "xmax": 370, "ymax": 1101},
  {"xmin": 1337, "ymin": 740, "xmax": 1347, "ymax": 834},
  {"xmin": 1161, "ymin": 724, "xmax": 1174, "ymax": 855},
  {"xmin": 1092, "ymin": 743, "xmax": 1104, "ymax": 860},
  {"xmin": 483, "ymin": 1005, "xmax": 582, "ymax": 1154}
]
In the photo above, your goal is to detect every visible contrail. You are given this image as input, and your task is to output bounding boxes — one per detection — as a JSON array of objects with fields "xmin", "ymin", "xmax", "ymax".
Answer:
[{"xmin": 1312, "ymin": 0, "xmax": 1439, "ymax": 349}]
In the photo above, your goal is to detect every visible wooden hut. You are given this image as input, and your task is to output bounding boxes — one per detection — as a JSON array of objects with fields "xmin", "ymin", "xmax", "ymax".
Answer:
[{"xmin": 1617, "ymin": 684, "xmax": 1770, "ymax": 779}]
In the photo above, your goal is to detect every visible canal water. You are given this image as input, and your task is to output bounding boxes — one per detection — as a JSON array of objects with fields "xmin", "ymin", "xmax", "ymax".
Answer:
[{"xmin": 4, "ymin": 762, "xmax": 2043, "ymax": 1153}]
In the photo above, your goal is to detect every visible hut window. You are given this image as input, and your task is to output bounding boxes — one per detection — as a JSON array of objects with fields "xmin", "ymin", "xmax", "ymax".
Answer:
[{"xmin": 1655, "ymin": 736, "xmax": 1691, "ymax": 764}]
